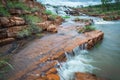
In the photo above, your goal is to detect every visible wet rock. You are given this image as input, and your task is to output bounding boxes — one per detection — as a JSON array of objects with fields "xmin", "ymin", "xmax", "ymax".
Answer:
[
  {"xmin": 46, "ymin": 74, "xmax": 60, "ymax": 80},
  {"xmin": 8, "ymin": 30, "xmax": 104, "ymax": 80},
  {"xmin": 75, "ymin": 72, "xmax": 106, "ymax": 80}
]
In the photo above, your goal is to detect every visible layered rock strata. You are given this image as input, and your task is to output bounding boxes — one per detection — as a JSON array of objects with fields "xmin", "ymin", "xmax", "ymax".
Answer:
[{"xmin": 8, "ymin": 30, "xmax": 104, "ymax": 80}]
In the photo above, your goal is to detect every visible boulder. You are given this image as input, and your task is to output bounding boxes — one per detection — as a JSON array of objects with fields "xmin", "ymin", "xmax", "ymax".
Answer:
[
  {"xmin": 36, "ymin": 21, "xmax": 53, "ymax": 30},
  {"xmin": 47, "ymin": 24, "xmax": 57, "ymax": 33}
]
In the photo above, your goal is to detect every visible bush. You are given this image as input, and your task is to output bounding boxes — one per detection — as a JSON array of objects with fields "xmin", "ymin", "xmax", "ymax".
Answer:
[
  {"xmin": 79, "ymin": 25, "xmax": 96, "ymax": 33},
  {"xmin": 18, "ymin": 15, "xmax": 42, "ymax": 38},
  {"xmin": 44, "ymin": 10, "xmax": 53, "ymax": 15},
  {"xmin": 25, "ymin": 15, "xmax": 42, "ymax": 23},
  {"xmin": 7, "ymin": 1, "xmax": 30, "ymax": 10},
  {"xmin": 0, "ymin": 4, "xmax": 10, "ymax": 16},
  {"xmin": 62, "ymin": 16, "xmax": 70, "ymax": 19},
  {"xmin": 48, "ymin": 14, "xmax": 58, "ymax": 20},
  {"xmin": 0, "ymin": 56, "xmax": 13, "ymax": 80},
  {"xmin": 85, "ymin": 25, "xmax": 96, "ymax": 31},
  {"xmin": 17, "ymin": 28, "xmax": 30, "ymax": 38},
  {"xmin": 17, "ymin": 24, "xmax": 42, "ymax": 38},
  {"xmin": 30, "ymin": 7, "xmax": 39, "ymax": 12}
]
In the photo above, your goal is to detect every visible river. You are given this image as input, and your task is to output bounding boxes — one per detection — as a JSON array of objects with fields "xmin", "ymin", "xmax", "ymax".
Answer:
[
  {"xmin": 57, "ymin": 15, "xmax": 120, "ymax": 80},
  {"xmin": 38, "ymin": 0, "xmax": 120, "ymax": 79},
  {"xmin": 90, "ymin": 20, "xmax": 120, "ymax": 80}
]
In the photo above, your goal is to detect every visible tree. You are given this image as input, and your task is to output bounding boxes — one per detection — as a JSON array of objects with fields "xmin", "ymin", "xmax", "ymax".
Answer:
[
  {"xmin": 101, "ymin": 0, "xmax": 113, "ymax": 10},
  {"xmin": 115, "ymin": 0, "xmax": 120, "ymax": 3}
]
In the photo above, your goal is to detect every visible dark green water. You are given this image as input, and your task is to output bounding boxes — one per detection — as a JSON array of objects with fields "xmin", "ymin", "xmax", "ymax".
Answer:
[{"xmin": 89, "ymin": 21, "xmax": 120, "ymax": 80}]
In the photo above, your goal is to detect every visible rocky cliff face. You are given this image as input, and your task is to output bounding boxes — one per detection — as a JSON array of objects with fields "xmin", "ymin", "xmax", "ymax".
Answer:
[
  {"xmin": 0, "ymin": 0, "xmax": 63, "ymax": 46},
  {"xmin": 0, "ymin": 16, "xmax": 26, "ymax": 46}
]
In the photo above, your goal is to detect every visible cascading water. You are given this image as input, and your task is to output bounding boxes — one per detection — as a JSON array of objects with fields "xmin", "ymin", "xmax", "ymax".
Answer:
[
  {"xmin": 57, "ymin": 44, "xmax": 97, "ymax": 80},
  {"xmin": 38, "ymin": 0, "xmax": 120, "ymax": 79},
  {"xmin": 38, "ymin": 0, "xmax": 100, "ymax": 7}
]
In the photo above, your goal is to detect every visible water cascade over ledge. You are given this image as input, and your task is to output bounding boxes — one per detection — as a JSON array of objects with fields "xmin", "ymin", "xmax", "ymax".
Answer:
[{"xmin": 57, "ymin": 44, "xmax": 97, "ymax": 80}]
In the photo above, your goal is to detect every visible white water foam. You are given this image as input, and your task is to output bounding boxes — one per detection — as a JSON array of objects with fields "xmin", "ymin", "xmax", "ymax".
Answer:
[
  {"xmin": 57, "ymin": 45, "xmax": 97, "ymax": 80},
  {"xmin": 38, "ymin": 0, "xmax": 100, "ymax": 7}
]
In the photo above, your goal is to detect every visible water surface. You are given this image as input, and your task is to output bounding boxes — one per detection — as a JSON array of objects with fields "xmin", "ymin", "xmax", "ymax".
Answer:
[{"xmin": 89, "ymin": 21, "xmax": 120, "ymax": 80}]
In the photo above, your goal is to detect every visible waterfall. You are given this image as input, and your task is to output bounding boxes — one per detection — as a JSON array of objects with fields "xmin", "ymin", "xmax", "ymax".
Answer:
[
  {"xmin": 57, "ymin": 44, "xmax": 96, "ymax": 80},
  {"xmin": 38, "ymin": 0, "xmax": 101, "ymax": 7}
]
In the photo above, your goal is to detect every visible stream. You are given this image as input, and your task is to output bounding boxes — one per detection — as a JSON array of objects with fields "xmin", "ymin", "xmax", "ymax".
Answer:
[
  {"xmin": 90, "ymin": 20, "xmax": 120, "ymax": 80},
  {"xmin": 40, "ymin": 3, "xmax": 120, "ymax": 80},
  {"xmin": 57, "ymin": 15, "xmax": 120, "ymax": 80},
  {"xmin": 6, "ymin": 0, "xmax": 120, "ymax": 80}
]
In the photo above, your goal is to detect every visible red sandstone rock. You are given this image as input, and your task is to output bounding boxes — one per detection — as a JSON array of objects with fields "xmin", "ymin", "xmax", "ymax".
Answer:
[
  {"xmin": 47, "ymin": 24, "xmax": 57, "ymax": 33},
  {"xmin": 7, "ymin": 25, "xmax": 27, "ymax": 38},
  {"xmin": 0, "ymin": 17, "xmax": 9, "ymax": 27},
  {"xmin": 75, "ymin": 72, "xmax": 106, "ymax": 80},
  {"xmin": 0, "ymin": 17, "xmax": 25, "ymax": 28},
  {"xmin": 36, "ymin": 21, "xmax": 53, "ymax": 30},
  {"xmin": 46, "ymin": 74, "xmax": 60, "ymax": 80},
  {"xmin": 0, "ymin": 38, "xmax": 15, "ymax": 46}
]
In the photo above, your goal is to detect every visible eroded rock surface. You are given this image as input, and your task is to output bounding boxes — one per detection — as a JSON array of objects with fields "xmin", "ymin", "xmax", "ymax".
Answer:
[
  {"xmin": 7, "ymin": 29, "xmax": 104, "ymax": 80},
  {"xmin": 75, "ymin": 72, "xmax": 106, "ymax": 80}
]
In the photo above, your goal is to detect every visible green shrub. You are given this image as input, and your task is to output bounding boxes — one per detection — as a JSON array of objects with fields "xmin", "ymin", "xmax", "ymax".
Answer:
[
  {"xmin": 17, "ymin": 29, "xmax": 31, "ymax": 38},
  {"xmin": 0, "ymin": 56, "xmax": 13, "ymax": 80},
  {"xmin": 62, "ymin": 16, "xmax": 70, "ymax": 19},
  {"xmin": 7, "ymin": 1, "xmax": 30, "ymax": 10},
  {"xmin": 49, "ymin": 14, "xmax": 58, "ymax": 20},
  {"xmin": 44, "ymin": 10, "xmax": 53, "ymax": 15},
  {"xmin": 0, "ymin": 4, "xmax": 10, "ymax": 16},
  {"xmin": 28, "ymin": 23, "xmax": 42, "ymax": 34},
  {"xmin": 18, "ymin": 15, "xmax": 42, "ymax": 38},
  {"xmin": 17, "ymin": 24, "xmax": 42, "ymax": 38},
  {"xmin": 0, "ymin": 7, "xmax": 10, "ymax": 16},
  {"xmin": 25, "ymin": 15, "xmax": 42, "ymax": 23},
  {"xmin": 79, "ymin": 25, "xmax": 96, "ymax": 33},
  {"xmin": 85, "ymin": 25, "xmax": 96, "ymax": 31},
  {"xmin": 31, "ymin": 7, "xmax": 39, "ymax": 12}
]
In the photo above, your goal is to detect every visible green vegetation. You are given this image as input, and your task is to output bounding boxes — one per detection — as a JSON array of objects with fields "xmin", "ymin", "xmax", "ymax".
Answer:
[
  {"xmin": 0, "ymin": 2, "xmax": 10, "ymax": 16},
  {"xmin": 0, "ymin": 56, "xmax": 13, "ymax": 80},
  {"xmin": 18, "ymin": 15, "xmax": 42, "ymax": 38},
  {"xmin": 44, "ymin": 10, "xmax": 53, "ymax": 15},
  {"xmin": 17, "ymin": 24, "xmax": 42, "ymax": 38},
  {"xmin": 25, "ymin": 15, "xmax": 42, "ymax": 23},
  {"xmin": 0, "ymin": 7, "xmax": 10, "ymax": 16},
  {"xmin": 30, "ymin": 7, "xmax": 39, "ymax": 12},
  {"xmin": 101, "ymin": 0, "xmax": 112, "ymax": 11},
  {"xmin": 62, "ymin": 16, "xmax": 70, "ymax": 19},
  {"xmin": 79, "ymin": 25, "xmax": 96, "ymax": 33},
  {"xmin": 49, "ymin": 14, "xmax": 58, "ymax": 20},
  {"xmin": 7, "ymin": 0, "xmax": 30, "ymax": 10},
  {"xmin": 43, "ymin": 10, "xmax": 59, "ymax": 20},
  {"xmin": 79, "ymin": 2, "xmax": 120, "ymax": 20},
  {"xmin": 74, "ymin": 17, "xmax": 91, "ymax": 22}
]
